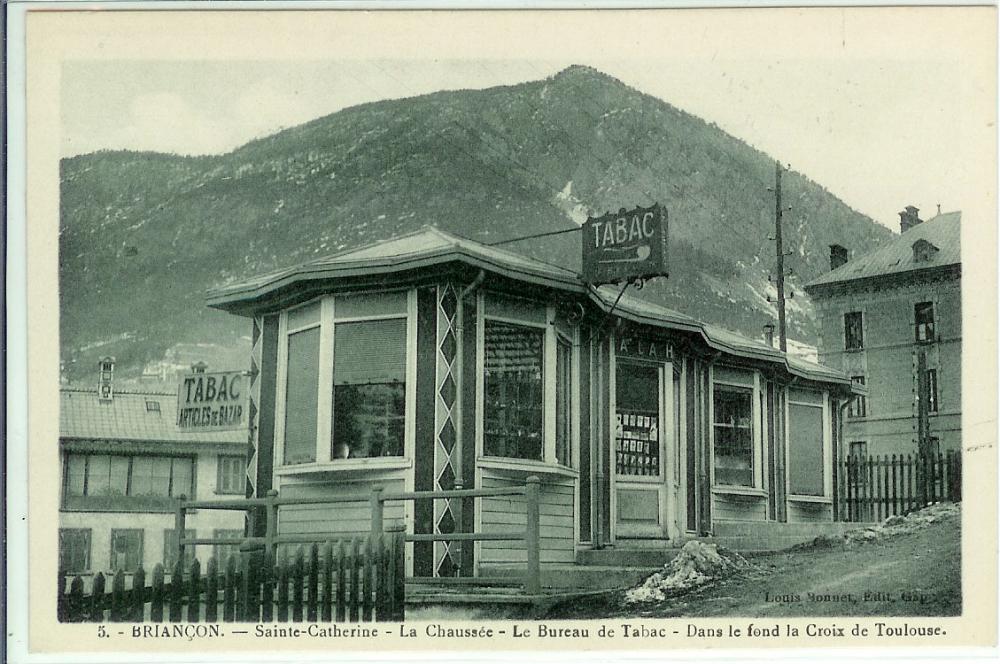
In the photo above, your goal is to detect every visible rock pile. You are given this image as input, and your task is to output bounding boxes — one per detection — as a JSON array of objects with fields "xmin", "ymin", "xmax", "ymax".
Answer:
[{"xmin": 625, "ymin": 541, "xmax": 753, "ymax": 604}]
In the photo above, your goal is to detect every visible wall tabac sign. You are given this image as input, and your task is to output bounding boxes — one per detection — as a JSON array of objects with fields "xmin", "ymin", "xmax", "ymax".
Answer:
[
  {"xmin": 176, "ymin": 371, "xmax": 247, "ymax": 432},
  {"xmin": 582, "ymin": 203, "xmax": 669, "ymax": 285}
]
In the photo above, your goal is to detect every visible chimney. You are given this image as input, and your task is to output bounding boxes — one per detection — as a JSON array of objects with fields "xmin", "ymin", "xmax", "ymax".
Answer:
[
  {"xmin": 763, "ymin": 324, "xmax": 775, "ymax": 348},
  {"xmin": 829, "ymin": 244, "xmax": 850, "ymax": 271},
  {"xmin": 97, "ymin": 356, "xmax": 115, "ymax": 402},
  {"xmin": 899, "ymin": 205, "xmax": 922, "ymax": 233}
]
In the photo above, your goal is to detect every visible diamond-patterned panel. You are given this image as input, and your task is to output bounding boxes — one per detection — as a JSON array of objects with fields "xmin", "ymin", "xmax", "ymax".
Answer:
[{"xmin": 433, "ymin": 283, "xmax": 461, "ymax": 576}]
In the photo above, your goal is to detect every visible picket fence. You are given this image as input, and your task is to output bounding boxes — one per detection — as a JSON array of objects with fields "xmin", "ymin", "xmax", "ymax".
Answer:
[
  {"xmin": 58, "ymin": 531, "xmax": 405, "ymax": 623},
  {"xmin": 840, "ymin": 451, "xmax": 961, "ymax": 522}
]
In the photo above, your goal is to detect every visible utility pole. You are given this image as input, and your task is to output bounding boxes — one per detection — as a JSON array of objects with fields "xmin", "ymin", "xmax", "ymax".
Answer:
[{"xmin": 773, "ymin": 160, "xmax": 788, "ymax": 352}]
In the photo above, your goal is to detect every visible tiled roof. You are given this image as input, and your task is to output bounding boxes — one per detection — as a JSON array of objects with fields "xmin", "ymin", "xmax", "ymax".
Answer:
[
  {"xmin": 806, "ymin": 211, "xmax": 961, "ymax": 289},
  {"xmin": 61, "ymin": 389, "xmax": 246, "ymax": 444},
  {"xmin": 208, "ymin": 226, "xmax": 855, "ymax": 390}
]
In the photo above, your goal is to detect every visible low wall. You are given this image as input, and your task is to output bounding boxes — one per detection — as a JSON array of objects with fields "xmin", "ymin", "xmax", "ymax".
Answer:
[{"xmin": 711, "ymin": 520, "xmax": 876, "ymax": 552}]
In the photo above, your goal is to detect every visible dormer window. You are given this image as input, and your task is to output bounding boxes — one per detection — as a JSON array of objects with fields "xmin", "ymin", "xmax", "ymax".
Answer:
[{"xmin": 912, "ymin": 239, "xmax": 939, "ymax": 263}]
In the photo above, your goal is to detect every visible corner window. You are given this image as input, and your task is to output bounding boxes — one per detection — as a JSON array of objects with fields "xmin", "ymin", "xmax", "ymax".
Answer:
[
  {"xmin": 59, "ymin": 529, "xmax": 91, "ymax": 574},
  {"xmin": 844, "ymin": 311, "xmax": 864, "ymax": 350},
  {"xmin": 483, "ymin": 321, "xmax": 544, "ymax": 460},
  {"xmin": 110, "ymin": 529, "xmax": 143, "ymax": 573},
  {"xmin": 848, "ymin": 376, "xmax": 867, "ymax": 418},
  {"xmin": 713, "ymin": 385, "xmax": 754, "ymax": 487},
  {"xmin": 216, "ymin": 455, "xmax": 247, "ymax": 495},
  {"xmin": 788, "ymin": 390, "xmax": 826, "ymax": 497},
  {"xmin": 915, "ymin": 302, "xmax": 935, "ymax": 343},
  {"xmin": 331, "ymin": 319, "xmax": 406, "ymax": 459},
  {"xmin": 279, "ymin": 294, "xmax": 411, "ymax": 467}
]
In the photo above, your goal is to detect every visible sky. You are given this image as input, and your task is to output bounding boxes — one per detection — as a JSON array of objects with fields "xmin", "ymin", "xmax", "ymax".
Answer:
[{"xmin": 58, "ymin": 8, "xmax": 996, "ymax": 231}]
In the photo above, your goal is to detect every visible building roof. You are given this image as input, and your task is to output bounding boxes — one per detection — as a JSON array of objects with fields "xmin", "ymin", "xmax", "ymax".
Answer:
[
  {"xmin": 61, "ymin": 388, "xmax": 247, "ymax": 444},
  {"xmin": 208, "ymin": 226, "xmax": 856, "ymax": 390},
  {"xmin": 806, "ymin": 211, "xmax": 961, "ymax": 290}
]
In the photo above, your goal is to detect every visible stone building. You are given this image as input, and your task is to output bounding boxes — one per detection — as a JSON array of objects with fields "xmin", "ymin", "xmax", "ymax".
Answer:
[
  {"xmin": 58, "ymin": 358, "xmax": 248, "ymax": 579},
  {"xmin": 805, "ymin": 208, "xmax": 962, "ymax": 458}
]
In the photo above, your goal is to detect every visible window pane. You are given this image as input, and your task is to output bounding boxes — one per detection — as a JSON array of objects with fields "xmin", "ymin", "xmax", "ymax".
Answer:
[
  {"xmin": 130, "ymin": 456, "xmax": 153, "ymax": 496},
  {"xmin": 171, "ymin": 458, "xmax": 193, "ymax": 498},
  {"xmin": 713, "ymin": 387, "xmax": 753, "ymax": 486},
  {"xmin": 330, "ymin": 320, "xmax": 407, "ymax": 459},
  {"xmin": 65, "ymin": 454, "xmax": 86, "ymax": 496},
  {"xmin": 163, "ymin": 529, "xmax": 196, "ymax": 570},
  {"xmin": 284, "ymin": 327, "xmax": 320, "ymax": 465},
  {"xmin": 915, "ymin": 302, "xmax": 935, "ymax": 342},
  {"xmin": 333, "ymin": 384, "xmax": 405, "ymax": 459},
  {"xmin": 555, "ymin": 339, "xmax": 572, "ymax": 467},
  {"xmin": 86, "ymin": 455, "xmax": 111, "ymax": 496},
  {"xmin": 59, "ymin": 529, "xmax": 90, "ymax": 573},
  {"xmin": 845, "ymin": 312, "xmax": 864, "ymax": 350},
  {"xmin": 334, "ymin": 292, "xmax": 407, "ymax": 319},
  {"xmin": 287, "ymin": 301, "xmax": 321, "ymax": 329},
  {"xmin": 483, "ymin": 322, "xmax": 544, "ymax": 460},
  {"xmin": 789, "ymin": 403, "xmax": 824, "ymax": 496},
  {"xmin": 150, "ymin": 457, "xmax": 172, "ymax": 496},
  {"xmin": 333, "ymin": 319, "xmax": 406, "ymax": 385},
  {"xmin": 213, "ymin": 529, "xmax": 244, "ymax": 571},
  {"xmin": 616, "ymin": 363, "xmax": 660, "ymax": 476},
  {"xmin": 110, "ymin": 530, "xmax": 143, "ymax": 573},
  {"xmin": 218, "ymin": 456, "xmax": 246, "ymax": 494}
]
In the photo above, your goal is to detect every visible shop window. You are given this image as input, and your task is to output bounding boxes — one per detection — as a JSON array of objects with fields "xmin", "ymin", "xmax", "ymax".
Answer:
[
  {"xmin": 216, "ymin": 455, "xmax": 246, "ymax": 495},
  {"xmin": 213, "ymin": 529, "xmax": 245, "ymax": 571},
  {"xmin": 915, "ymin": 302, "xmax": 935, "ymax": 343},
  {"xmin": 712, "ymin": 385, "xmax": 754, "ymax": 487},
  {"xmin": 331, "ymin": 319, "xmax": 406, "ymax": 459},
  {"xmin": 848, "ymin": 376, "xmax": 867, "ymax": 418},
  {"xmin": 616, "ymin": 363, "xmax": 660, "ymax": 477},
  {"xmin": 163, "ymin": 529, "xmax": 196, "ymax": 571},
  {"xmin": 63, "ymin": 453, "xmax": 194, "ymax": 510},
  {"xmin": 844, "ymin": 311, "xmax": 864, "ymax": 350},
  {"xmin": 555, "ymin": 337, "xmax": 572, "ymax": 467},
  {"xmin": 788, "ymin": 392, "xmax": 825, "ymax": 497},
  {"xmin": 283, "ymin": 326, "xmax": 320, "ymax": 465},
  {"xmin": 109, "ymin": 529, "xmax": 143, "ymax": 573},
  {"xmin": 483, "ymin": 321, "xmax": 544, "ymax": 460},
  {"xmin": 58, "ymin": 529, "xmax": 91, "ymax": 574}
]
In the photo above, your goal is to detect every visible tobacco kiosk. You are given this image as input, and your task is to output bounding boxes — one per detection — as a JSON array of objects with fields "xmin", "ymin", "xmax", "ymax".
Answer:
[{"xmin": 207, "ymin": 223, "xmax": 859, "ymax": 579}]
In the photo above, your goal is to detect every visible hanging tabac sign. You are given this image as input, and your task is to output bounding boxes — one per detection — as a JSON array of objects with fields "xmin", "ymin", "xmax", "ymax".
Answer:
[{"xmin": 582, "ymin": 203, "xmax": 669, "ymax": 285}]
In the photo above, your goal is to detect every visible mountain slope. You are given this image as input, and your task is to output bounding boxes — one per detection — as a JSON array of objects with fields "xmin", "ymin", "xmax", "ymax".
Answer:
[{"xmin": 59, "ymin": 65, "xmax": 894, "ymax": 382}]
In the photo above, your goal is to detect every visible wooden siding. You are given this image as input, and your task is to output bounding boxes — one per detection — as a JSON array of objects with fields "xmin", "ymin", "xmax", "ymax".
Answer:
[
  {"xmin": 786, "ymin": 500, "xmax": 834, "ymax": 523},
  {"xmin": 277, "ymin": 477, "xmax": 407, "ymax": 539},
  {"xmin": 478, "ymin": 475, "xmax": 575, "ymax": 564},
  {"xmin": 711, "ymin": 494, "xmax": 767, "ymax": 521}
]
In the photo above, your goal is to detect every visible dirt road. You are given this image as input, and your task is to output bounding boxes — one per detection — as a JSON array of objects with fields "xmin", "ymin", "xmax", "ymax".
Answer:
[{"xmin": 546, "ymin": 507, "xmax": 961, "ymax": 619}]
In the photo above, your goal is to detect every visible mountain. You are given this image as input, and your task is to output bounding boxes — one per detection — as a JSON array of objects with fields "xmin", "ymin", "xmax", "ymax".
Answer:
[{"xmin": 59, "ymin": 65, "xmax": 894, "ymax": 383}]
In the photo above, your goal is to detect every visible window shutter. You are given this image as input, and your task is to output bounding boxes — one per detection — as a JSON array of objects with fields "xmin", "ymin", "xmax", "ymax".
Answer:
[{"xmin": 334, "ymin": 320, "xmax": 406, "ymax": 385}]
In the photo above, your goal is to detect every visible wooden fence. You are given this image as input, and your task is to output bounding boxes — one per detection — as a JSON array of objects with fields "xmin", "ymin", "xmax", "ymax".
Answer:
[
  {"xmin": 840, "ymin": 451, "xmax": 961, "ymax": 522},
  {"xmin": 59, "ymin": 529, "xmax": 405, "ymax": 623}
]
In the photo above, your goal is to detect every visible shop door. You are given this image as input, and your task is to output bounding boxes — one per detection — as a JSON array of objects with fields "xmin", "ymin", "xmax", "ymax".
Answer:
[{"xmin": 614, "ymin": 361, "xmax": 669, "ymax": 539}]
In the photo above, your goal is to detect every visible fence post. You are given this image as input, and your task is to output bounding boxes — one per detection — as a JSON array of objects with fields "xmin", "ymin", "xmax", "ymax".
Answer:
[
  {"xmin": 453, "ymin": 479, "xmax": 464, "ymax": 577},
  {"xmin": 132, "ymin": 566, "xmax": 146, "ymax": 621},
  {"xmin": 524, "ymin": 475, "xmax": 541, "ymax": 595},
  {"xmin": 390, "ymin": 525, "xmax": 406, "ymax": 621},
  {"xmin": 265, "ymin": 490, "xmax": 279, "ymax": 558},
  {"xmin": 188, "ymin": 559, "xmax": 202, "ymax": 623},
  {"xmin": 150, "ymin": 565, "xmax": 165, "ymax": 622},
  {"xmin": 174, "ymin": 494, "xmax": 188, "ymax": 569}
]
